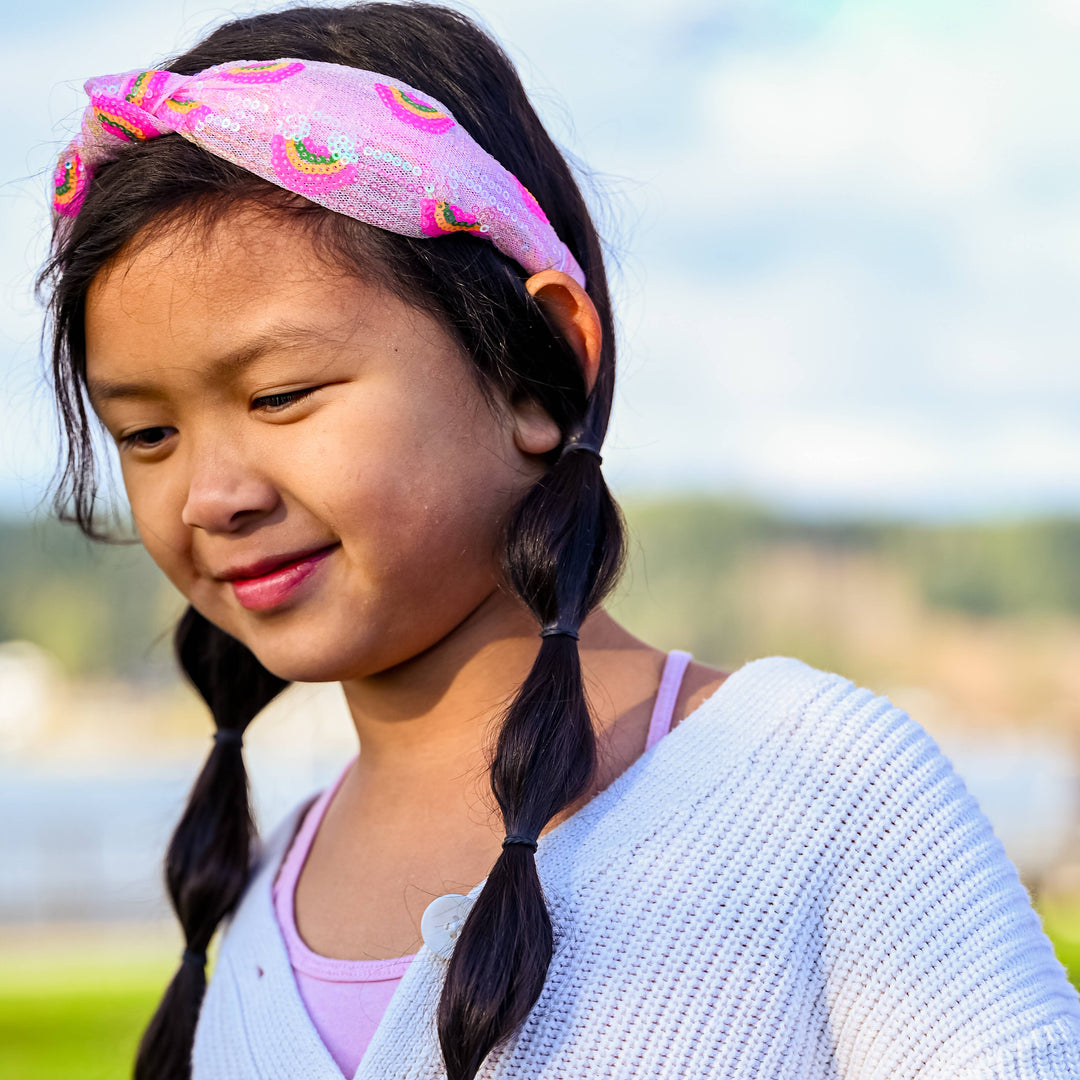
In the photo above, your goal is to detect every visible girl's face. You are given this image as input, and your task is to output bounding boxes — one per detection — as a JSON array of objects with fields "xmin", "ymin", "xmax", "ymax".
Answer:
[{"xmin": 84, "ymin": 206, "xmax": 556, "ymax": 682}]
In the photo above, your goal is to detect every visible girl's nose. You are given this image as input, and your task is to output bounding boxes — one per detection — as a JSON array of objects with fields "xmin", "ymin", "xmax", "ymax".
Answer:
[{"xmin": 180, "ymin": 446, "xmax": 280, "ymax": 533}]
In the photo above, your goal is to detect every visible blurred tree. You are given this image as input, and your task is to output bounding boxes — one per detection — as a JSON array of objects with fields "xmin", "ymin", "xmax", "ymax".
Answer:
[
  {"xmin": 0, "ymin": 518, "xmax": 180, "ymax": 680},
  {"xmin": 3, "ymin": 500, "xmax": 1079, "ymax": 683}
]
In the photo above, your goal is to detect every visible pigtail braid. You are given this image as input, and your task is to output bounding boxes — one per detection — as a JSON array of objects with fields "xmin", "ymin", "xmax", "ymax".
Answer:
[
  {"xmin": 134, "ymin": 608, "xmax": 288, "ymax": 1080},
  {"xmin": 437, "ymin": 429, "xmax": 625, "ymax": 1079}
]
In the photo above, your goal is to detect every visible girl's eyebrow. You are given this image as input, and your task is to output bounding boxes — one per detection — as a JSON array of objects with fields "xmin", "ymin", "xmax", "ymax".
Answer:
[{"xmin": 86, "ymin": 322, "xmax": 324, "ymax": 407}]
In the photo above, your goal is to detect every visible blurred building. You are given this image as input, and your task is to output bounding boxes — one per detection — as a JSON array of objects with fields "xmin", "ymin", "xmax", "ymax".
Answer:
[{"xmin": 0, "ymin": 656, "xmax": 356, "ymax": 922}]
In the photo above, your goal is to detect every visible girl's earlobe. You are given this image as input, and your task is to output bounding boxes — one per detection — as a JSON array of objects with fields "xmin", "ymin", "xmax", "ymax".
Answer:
[
  {"xmin": 524, "ymin": 270, "xmax": 602, "ymax": 396},
  {"xmin": 511, "ymin": 398, "xmax": 562, "ymax": 457}
]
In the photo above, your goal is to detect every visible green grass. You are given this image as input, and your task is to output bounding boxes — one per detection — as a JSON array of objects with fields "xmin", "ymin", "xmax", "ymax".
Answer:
[
  {"xmin": 1038, "ymin": 901, "xmax": 1080, "ymax": 987},
  {"xmin": 0, "ymin": 928, "xmax": 179, "ymax": 1080},
  {"xmin": 2, "ymin": 913, "xmax": 1080, "ymax": 1076},
  {"xmin": 1, "ymin": 979, "xmax": 165, "ymax": 1079}
]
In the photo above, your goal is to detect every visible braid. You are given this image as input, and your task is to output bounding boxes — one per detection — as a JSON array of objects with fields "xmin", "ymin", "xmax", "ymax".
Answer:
[
  {"xmin": 437, "ymin": 423, "xmax": 626, "ymax": 1078},
  {"xmin": 134, "ymin": 608, "xmax": 287, "ymax": 1080}
]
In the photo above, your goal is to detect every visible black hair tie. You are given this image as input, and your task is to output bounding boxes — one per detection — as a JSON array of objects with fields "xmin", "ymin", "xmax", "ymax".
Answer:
[
  {"xmin": 213, "ymin": 729, "xmax": 244, "ymax": 746},
  {"xmin": 539, "ymin": 623, "xmax": 579, "ymax": 640},
  {"xmin": 557, "ymin": 435, "xmax": 603, "ymax": 466},
  {"xmin": 502, "ymin": 833, "xmax": 539, "ymax": 853},
  {"xmin": 182, "ymin": 947, "xmax": 207, "ymax": 967}
]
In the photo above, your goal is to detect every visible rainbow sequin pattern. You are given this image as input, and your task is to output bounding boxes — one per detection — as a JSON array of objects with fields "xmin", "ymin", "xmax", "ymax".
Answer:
[
  {"xmin": 374, "ymin": 83, "xmax": 455, "ymax": 134},
  {"xmin": 50, "ymin": 58, "xmax": 584, "ymax": 287}
]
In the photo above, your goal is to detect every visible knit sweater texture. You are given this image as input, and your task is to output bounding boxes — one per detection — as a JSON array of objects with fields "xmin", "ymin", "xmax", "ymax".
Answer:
[{"xmin": 191, "ymin": 655, "xmax": 1080, "ymax": 1079}]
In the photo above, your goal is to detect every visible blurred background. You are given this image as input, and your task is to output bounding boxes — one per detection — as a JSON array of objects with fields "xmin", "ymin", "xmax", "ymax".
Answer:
[{"xmin": 4, "ymin": 0, "xmax": 1080, "ymax": 1075}]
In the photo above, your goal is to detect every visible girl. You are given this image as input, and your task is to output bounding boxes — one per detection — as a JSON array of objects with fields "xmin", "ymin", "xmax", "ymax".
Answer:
[{"xmin": 39, "ymin": 3, "xmax": 1080, "ymax": 1079}]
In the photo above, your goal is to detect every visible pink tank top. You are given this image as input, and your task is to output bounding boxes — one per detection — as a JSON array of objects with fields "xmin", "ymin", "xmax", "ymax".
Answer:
[{"xmin": 272, "ymin": 649, "xmax": 694, "ymax": 1078}]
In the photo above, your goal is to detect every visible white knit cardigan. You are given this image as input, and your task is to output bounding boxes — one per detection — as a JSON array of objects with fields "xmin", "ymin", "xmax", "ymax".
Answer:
[{"xmin": 191, "ymin": 656, "xmax": 1080, "ymax": 1079}]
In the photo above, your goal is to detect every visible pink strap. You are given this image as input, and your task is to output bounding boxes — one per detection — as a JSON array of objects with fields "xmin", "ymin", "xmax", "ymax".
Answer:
[{"xmin": 644, "ymin": 650, "xmax": 693, "ymax": 752}]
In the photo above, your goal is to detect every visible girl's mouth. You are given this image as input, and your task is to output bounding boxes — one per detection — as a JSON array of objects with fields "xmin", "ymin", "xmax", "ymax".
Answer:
[{"xmin": 227, "ymin": 544, "xmax": 338, "ymax": 611}]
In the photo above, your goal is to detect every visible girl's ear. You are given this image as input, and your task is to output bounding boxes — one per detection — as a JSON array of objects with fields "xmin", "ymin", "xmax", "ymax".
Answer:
[
  {"xmin": 524, "ymin": 269, "xmax": 602, "ymax": 397},
  {"xmin": 510, "ymin": 396, "xmax": 562, "ymax": 456}
]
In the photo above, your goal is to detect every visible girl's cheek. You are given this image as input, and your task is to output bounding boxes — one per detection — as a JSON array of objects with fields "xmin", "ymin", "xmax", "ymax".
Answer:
[{"xmin": 125, "ymin": 466, "xmax": 196, "ymax": 587}]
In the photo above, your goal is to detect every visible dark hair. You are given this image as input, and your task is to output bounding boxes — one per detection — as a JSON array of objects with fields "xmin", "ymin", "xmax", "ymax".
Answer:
[{"xmin": 38, "ymin": 4, "xmax": 625, "ymax": 1078}]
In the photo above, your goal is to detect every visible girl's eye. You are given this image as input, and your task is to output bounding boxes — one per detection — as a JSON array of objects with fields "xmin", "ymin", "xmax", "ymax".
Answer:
[
  {"xmin": 121, "ymin": 426, "xmax": 174, "ymax": 451},
  {"xmin": 252, "ymin": 386, "xmax": 321, "ymax": 411}
]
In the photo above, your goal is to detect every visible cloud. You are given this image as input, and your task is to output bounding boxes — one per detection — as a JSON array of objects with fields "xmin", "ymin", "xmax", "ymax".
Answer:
[
  {"xmin": 594, "ymin": 1, "xmax": 1080, "ymax": 515},
  {"xmin": 4, "ymin": 0, "xmax": 1080, "ymax": 519}
]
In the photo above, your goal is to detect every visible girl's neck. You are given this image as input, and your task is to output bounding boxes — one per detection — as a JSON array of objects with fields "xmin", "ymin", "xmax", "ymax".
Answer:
[{"xmin": 339, "ymin": 592, "xmax": 660, "ymax": 783}]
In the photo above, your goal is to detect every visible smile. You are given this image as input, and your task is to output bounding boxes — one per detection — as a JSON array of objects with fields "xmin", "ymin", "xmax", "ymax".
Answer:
[{"xmin": 227, "ymin": 545, "xmax": 338, "ymax": 611}]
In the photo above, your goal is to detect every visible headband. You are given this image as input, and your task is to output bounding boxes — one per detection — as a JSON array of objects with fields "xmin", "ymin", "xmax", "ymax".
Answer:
[{"xmin": 52, "ymin": 58, "xmax": 586, "ymax": 287}]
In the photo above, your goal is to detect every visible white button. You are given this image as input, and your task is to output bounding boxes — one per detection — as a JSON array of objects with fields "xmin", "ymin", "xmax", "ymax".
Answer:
[{"xmin": 421, "ymin": 893, "xmax": 475, "ymax": 960}]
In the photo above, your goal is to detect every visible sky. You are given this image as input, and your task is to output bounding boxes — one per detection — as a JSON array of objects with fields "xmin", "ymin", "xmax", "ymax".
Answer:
[{"xmin": 3, "ymin": 0, "xmax": 1080, "ymax": 521}]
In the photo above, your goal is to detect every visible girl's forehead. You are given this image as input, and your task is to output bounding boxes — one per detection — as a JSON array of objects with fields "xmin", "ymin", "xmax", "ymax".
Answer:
[
  {"xmin": 83, "ymin": 209, "xmax": 462, "ymax": 395},
  {"xmin": 93, "ymin": 204, "xmax": 345, "ymax": 304},
  {"xmin": 92, "ymin": 211, "xmax": 369, "ymax": 338}
]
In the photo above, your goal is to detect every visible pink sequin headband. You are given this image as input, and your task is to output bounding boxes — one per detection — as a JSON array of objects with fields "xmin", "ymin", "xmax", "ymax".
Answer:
[{"xmin": 52, "ymin": 58, "xmax": 585, "ymax": 287}]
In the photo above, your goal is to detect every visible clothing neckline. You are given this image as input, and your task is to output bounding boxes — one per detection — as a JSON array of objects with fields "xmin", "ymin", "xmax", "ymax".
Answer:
[
  {"xmin": 273, "ymin": 755, "xmax": 415, "ymax": 981},
  {"xmin": 273, "ymin": 648, "xmax": 696, "ymax": 979}
]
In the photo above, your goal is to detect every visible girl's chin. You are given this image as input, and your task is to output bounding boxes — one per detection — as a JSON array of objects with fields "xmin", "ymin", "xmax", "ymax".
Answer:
[
  {"xmin": 243, "ymin": 644, "xmax": 364, "ymax": 685},
  {"xmin": 235, "ymin": 626, "xmax": 389, "ymax": 685},
  {"xmin": 194, "ymin": 601, "xmax": 370, "ymax": 683}
]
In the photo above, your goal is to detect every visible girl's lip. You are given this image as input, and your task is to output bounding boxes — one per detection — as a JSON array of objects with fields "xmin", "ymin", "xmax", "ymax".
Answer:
[{"xmin": 228, "ymin": 545, "xmax": 338, "ymax": 611}]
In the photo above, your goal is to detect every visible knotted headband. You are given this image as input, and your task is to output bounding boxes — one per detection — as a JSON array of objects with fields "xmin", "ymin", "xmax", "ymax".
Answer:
[{"xmin": 52, "ymin": 59, "xmax": 585, "ymax": 287}]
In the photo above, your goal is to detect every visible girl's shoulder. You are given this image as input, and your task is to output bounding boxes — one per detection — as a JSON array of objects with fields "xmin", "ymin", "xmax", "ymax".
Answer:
[
  {"xmin": 675, "ymin": 653, "xmax": 854, "ymax": 752},
  {"xmin": 667, "ymin": 654, "xmax": 959, "ymax": 820},
  {"xmin": 670, "ymin": 658, "xmax": 730, "ymax": 732},
  {"xmin": 690, "ymin": 654, "xmax": 923, "ymax": 750}
]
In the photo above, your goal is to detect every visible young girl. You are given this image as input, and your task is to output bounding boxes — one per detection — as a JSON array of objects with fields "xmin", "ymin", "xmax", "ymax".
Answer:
[{"xmin": 40, "ymin": 3, "xmax": 1080, "ymax": 1079}]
